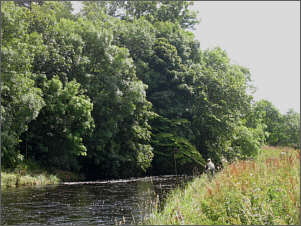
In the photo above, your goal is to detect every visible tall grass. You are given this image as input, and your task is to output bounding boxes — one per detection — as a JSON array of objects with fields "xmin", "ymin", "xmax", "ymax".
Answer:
[
  {"xmin": 144, "ymin": 146, "xmax": 300, "ymax": 225},
  {"xmin": 1, "ymin": 165, "xmax": 86, "ymax": 188},
  {"xmin": 1, "ymin": 171, "xmax": 61, "ymax": 188}
]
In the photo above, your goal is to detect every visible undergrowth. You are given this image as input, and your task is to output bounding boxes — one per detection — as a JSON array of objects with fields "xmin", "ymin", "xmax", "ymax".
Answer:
[{"xmin": 143, "ymin": 146, "xmax": 300, "ymax": 225}]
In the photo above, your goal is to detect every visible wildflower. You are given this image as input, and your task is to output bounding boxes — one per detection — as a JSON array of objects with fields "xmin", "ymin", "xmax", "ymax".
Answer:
[{"xmin": 253, "ymin": 188, "xmax": 261, "ymax": 192}]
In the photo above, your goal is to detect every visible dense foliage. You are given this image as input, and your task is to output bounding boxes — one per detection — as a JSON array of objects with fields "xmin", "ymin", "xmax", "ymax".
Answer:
[{"xmin": 1, "ymin": 1, "xmax": 299, "ymax": 179}]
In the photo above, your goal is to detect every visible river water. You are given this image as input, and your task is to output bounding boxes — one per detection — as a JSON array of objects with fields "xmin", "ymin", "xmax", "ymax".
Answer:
[{"xmin": 1, "ymin": 175, "xmax": 193, "ymax": 225}]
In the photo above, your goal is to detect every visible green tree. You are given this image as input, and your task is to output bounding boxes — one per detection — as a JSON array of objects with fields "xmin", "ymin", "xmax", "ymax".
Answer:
[
  {"xmin": 78, "ymin": 1, "xmax": 203, "ymax": 175},
  {"xmin": 279, "ymin": 109, "xmax": 300, "ymax": 148},
  {"xmin": 134, "ymin": 37, "xmax": 203, "ymax": 174},
  {"xmin": 191, "ymin": 47, "xmax": 261, "ymax": 163},
  {"xmin": 119, "ymin": 18, "xmax": 156, "ymax": 63},
  {"xmin": 1, "ymin": 2, "xmax": 45, "ymax": 168},
  {"xmin": 1, "ymin": 1, "xmax": 29, "ymax": 43},
  {"xmin": 144, "ymin": 37, "xmax": 195, "ymax": 118},
  {"xmin": 56, "ymin": 18, "xmax": 155, "ymax": 178},
  {"xmin": 20, "ymin": 77, "xmax": 94, "ymax": 171},
  {"xmin": 155, "ymin": 1, "xmax": 199, "ymax": 29},
  {"xmin": 14, "ymin": 1, "xmax": 75, "ymax": 21},
  {"xmin": 14, "ymin": 1, "xmax": 44, "ymax": 10},
  {"xmin": 254, "ymin": 99, "xmax": 282, "ymax": 145},
  {"xmin": 117, "ymin": 1, "xmax": 158, "ymax": 21},
  {"xmin": 19, "ymin": 7, "xmax": 155, "ymax": 177},
  {"xmin": 149, "ymin": 115, "xmax": 205, "ymax": 175},
  {"xmin": 107, "ymin": 1, "xmax": 199, "ymax": 29},
  {"xmin": 80, "ymin": 1, "xmax": 109, "ymax": 23},
  {"xmin": 154, "ymin": 21, "xmax": 201, "ymax": 65}
]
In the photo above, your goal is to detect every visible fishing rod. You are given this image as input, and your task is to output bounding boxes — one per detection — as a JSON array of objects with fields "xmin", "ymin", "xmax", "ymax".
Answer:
[
  {"xmin": 174, "ymin": 148, "xmax": 205, "ymax": 167},
  {"xmin": 173, "ymin": 148, "xmax": 206, "ymax": 184}
]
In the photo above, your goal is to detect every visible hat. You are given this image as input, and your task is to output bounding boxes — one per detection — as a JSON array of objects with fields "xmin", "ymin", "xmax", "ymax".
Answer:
[{"xmin": 207, "ymin": 158, "xmax": 211, "ymax": 161}]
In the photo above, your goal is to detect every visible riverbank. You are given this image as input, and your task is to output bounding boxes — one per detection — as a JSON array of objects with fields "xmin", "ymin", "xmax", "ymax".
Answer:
[
  {"xmin": 1, "ymin": 168, "xmax": 85, "ymax": 188},
  {"xmin": 143, "ymin": 146, "xmax": 300, "ymax": 225}
]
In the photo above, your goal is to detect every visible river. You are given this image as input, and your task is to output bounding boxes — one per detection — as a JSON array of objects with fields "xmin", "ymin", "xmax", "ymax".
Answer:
[{"xmin": 1, "ymin": 175, "xmax": 193, "ymax": 225}]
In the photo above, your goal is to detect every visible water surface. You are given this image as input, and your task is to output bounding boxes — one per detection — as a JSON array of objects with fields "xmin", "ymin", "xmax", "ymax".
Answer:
[{"xmin": 1, "ymin": 175, "xmax": 193, "ymax": 225}]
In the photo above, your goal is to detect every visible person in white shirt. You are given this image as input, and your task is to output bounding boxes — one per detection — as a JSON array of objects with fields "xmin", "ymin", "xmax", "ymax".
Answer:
[{"xmin": 205, "ymin": 158, "xmax": 215, "ymax": 179}]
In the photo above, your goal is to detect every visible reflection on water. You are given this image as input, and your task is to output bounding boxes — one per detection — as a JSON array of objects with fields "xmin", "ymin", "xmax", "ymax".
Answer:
[{"xmin": 1, "ymin": 175, "xmax": 193, "ymax": 225}]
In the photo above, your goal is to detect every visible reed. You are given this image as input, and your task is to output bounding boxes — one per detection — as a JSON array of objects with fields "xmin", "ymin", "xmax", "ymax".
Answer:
[{"xmin": 143, "ymin": 146, "xmax": 300, "ymax": 225}]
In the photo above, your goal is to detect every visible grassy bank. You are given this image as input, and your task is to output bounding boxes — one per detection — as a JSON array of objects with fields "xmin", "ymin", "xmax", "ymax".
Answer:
[
  {"xmin": 1, "ymin": 170, "xmax": 61, "ymax": 188},
  {"xmin": 143, "ymin": 146, "xmax": 300, "ymax": 225},
  {"xmin": 1, "ymin": 167, "xmax": 85, "ymax": 188}
]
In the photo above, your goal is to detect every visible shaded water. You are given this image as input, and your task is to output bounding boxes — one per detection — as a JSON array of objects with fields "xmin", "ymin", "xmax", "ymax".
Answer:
[{"xmin": 1, "ymin": 175, "xmax": 193, "ymax": 225}]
